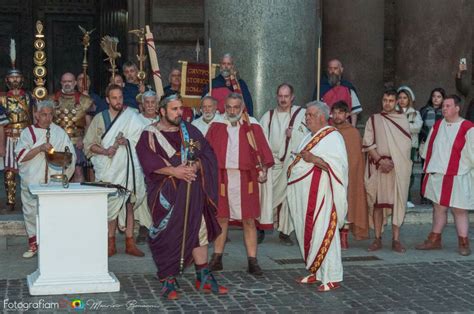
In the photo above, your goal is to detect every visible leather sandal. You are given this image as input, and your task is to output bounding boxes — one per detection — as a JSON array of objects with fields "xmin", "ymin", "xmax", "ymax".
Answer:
[
  {"xmin": 296, "ymin": 273, "xmax": 320, "ymax": 284},
  {"xmin": 317, "ymin": 282, "xmax": 341, "ymax": 292},
  {"xmin": 368, "ymin": 238, "xmax": 382, "ymax": 251},
  {"xmin": 392, "ymin": 240, "xmax": 406, "ymax": 253}
]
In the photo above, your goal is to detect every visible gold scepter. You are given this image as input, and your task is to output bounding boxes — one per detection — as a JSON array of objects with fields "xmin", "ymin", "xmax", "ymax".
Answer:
[
  {"xmin": 79, "ymin": 25, "xmax": 95, "ymax": 92},
  {"xmin": 100, "ymin": 36, "xmax": 121, "ymax": 80},
  {"xmin": 179, "ymin": 139, "xmax": 201, "ymax": 275},
  {"xmin": 129, "ymin": 28, "xmax": 147, "ymax": 84}
]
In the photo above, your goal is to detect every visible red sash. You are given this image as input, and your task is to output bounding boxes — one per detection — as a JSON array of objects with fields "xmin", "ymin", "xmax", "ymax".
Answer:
[{"xmin": 287, "ymin": 127, "xmax": 337, "ymax": 178}]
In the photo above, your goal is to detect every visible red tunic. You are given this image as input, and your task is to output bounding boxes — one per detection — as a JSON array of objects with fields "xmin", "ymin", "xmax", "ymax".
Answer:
[{"xmin": 206, "ymin": 118, "xmax": 274, "ymax": 220}]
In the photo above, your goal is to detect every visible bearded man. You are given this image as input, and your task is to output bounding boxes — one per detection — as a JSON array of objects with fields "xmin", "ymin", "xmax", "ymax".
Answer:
[
  {"xmin": 192, "ymin": 96, "xmax": 223, "ymax": 136},
  {"xmin": 313, "ymin": 59, "xmax": 363, "ymax": 126},
  {"xmin": 202, "ymin": 53, "xmax": 253, "ymax": 116},
  {"xmin": 0, "ymin": 66, "xmax": 35, "ymax": 210},
  {"xmin": 51, "ymin": 72, "xmax": 93, "ymax": 182},
  {"xmin": 136, "ymin": 93, "xmax": 227, "ymax": 300}
]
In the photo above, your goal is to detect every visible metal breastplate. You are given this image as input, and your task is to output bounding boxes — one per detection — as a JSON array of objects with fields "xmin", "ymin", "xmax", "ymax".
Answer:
[
  {"xmin": 4, "ymin": 94, "xmax": 31, "ymax": 129},
  {"xmin": 53, "ymin": 94, "xmax": 90, "ymax": 139}
]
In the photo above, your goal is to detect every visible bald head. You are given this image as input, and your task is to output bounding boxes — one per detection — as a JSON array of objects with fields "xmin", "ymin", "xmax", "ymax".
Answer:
[{"xmin": 60, "ymin": 72, "xmax": 77, "ymax": 93}]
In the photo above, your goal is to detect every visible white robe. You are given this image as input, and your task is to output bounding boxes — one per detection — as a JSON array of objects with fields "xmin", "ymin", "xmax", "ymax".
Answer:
[
  {"xmin": 16, "ymin": 123, "xmax": 76, "ymax": 237},
  {"xmin": 192, "ymin": 113, "xmax": 223, "ymax": 136},
  {"xmin": 84, "ymin": 107, "xmax": 152, "ymax": 228},
  {"xmin": 421, "ymin": 119, "xmax": 473, "ymax": 209},
  {"xmin": 287, "ymin": 126, "xmax": 348, "ymax": 284},
  {"xmin": 137, "ymin": 113, "xmax": 159, "ymax": 127},
  {"xmin": 260, "ymin": 106, "xmax": 308, "ymax": 234}
]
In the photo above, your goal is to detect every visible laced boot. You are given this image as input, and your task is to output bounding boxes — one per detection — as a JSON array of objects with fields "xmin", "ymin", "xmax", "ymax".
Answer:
[
  {"xmin": 209, "ymin": 253, "xmax": 223, "ymax": 272},
  {"xmin": 458, "ymin": 236, "xmax": 471, "ymax": 256},
  {"xmin": 160, "ymin": 276, "xmax": 179, "ymax": 300},
  {"xmin": 195, "ymin": 267, "xmax": 228, "ymax": 294},
  {"xmin": 108, "ymin": 236, "xmax": 117, "ymax": 257},
  {"xmin": 248, "ymin": 257, "xmax": 263, "ymax": 276},
  {"xmin": 340, "ymin": 229, "xmax": 349, "ymax": 250},
  {"xmin": 125, "ymin": 237, "xmax": 145, "ymax": 257},
  {"xmin": 368, "ymin": 237, "xmax": 382, "ymax": 252},
  {"xmin": 415, "ymin": 232, "xmax": 442, "ymax": 250}
]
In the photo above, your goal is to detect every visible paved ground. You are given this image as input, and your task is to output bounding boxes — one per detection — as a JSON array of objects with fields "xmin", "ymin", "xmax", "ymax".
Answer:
[
  {"xmin": 1, "ymin": 224, "xmax": 474, "ymax": 313},
  {"xmin": 2, "ymin": 163, "xmax": 474, "ymax": 312}
]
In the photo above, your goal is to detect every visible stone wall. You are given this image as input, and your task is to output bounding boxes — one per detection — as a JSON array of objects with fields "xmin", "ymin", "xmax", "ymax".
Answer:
[
  {"xmin": 149, "ymin": 0, "xmax": 205, "ymax": 87},
  {"xmin": 142, "ymin": 0, "xmax": 473, "ymax": 121}
]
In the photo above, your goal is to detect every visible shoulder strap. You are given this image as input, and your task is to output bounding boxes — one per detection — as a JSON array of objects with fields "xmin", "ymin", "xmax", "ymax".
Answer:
[
  {"xmin": 267, "ymin": 109, "xmax": 274, "ymax": 137},
  {"xmin": 27, "ymin": 125, "xmax": 37, "ymax": 144},
  {"xmin": 381, "ymin": 113, "xmax": 411, "ymax": 140},
  {"xmin": 279, "ymin": 107, "xmax": 303, "ymax": 162},
  {"xmin": 101, "ymin": 109, "xmax": 124, "ymax": 140}
]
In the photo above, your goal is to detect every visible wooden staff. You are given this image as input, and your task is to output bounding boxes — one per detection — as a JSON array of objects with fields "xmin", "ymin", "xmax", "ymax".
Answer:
[
  {"xmin": 316, "ymin": 1, "xmax": 323, "ymax": 100},
  {"xmin": 207, "ymin": 20, "xmax": 212, "ymax": 94},
  {"xmin": 179, "ymin": 167, "xmax": 192, "ymax": 275},
  {"xmin": 145, "ymin": 25, "xmax": 164, "ymax": 98},
  {"xmin": 179, "ymin": 139, "xmax": 200, "ymax": 275},
  {"xmin": 44, "ymin": 128, "xmax": 50, "ymax": 183}
]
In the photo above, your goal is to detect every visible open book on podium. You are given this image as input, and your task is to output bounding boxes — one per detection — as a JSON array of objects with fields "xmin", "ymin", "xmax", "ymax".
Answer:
[{"xmin": 178, "ymin": 61, "xmax": 219, "ymax": 108}]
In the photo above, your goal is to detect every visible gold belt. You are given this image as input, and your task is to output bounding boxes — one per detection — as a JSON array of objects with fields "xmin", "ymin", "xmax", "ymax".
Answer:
[{"xmin": 6, "ymin": 122, "xmax": 28, "ymax": 129}]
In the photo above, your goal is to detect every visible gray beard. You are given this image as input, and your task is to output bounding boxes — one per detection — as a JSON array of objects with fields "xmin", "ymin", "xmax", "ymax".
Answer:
[
  {"xmin": 62, "ymin": 87, "xmax": 75, "ymax": 94},
  {"xmin": 225, "ymin": 112, "xmax": 241, "ymax": 124},
  {"xmin": 220, "ymin": 69, "xmax": 231, "ymax": 78},
  {"xmin": 328, "ymin": 74, "xmax": 341, "ymax": 87},
  {"xmin": 202, "ymin": 113, "xmax": 215, "ymax": 122}
]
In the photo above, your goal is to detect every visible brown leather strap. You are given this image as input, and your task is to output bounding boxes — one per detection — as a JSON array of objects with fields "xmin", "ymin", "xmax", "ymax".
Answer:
[
  {"xmin": 279, "ymin": 107, "xmax": 303, "ymax": 162},
  {"xmin": 268, "ymin": 109, "xmax": 274, "ymax": 135}
]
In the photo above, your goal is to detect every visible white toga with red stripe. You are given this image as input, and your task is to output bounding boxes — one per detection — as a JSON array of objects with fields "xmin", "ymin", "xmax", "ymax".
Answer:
[
  {"xmin": 15, "ymin": 123, "xmax": 76, "ymax": 237},
  {"xmin": 421, "ymin": 119, "xmax": 473, "ymax": 209},
  {"xmin": 287, "ymin": 127, "xmax": 348, "ymax": 284}
]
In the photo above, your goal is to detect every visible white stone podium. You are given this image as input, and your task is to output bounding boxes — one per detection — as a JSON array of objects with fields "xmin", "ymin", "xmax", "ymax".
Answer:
[{"xmin": 27, "ymin": 183, "xmax": 120, "ymax": 295}]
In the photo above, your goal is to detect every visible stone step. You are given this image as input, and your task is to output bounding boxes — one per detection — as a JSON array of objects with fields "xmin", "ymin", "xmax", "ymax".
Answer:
[{"xmin": 2, "ymin": 206, "xmax": 474, "ymax": 236}]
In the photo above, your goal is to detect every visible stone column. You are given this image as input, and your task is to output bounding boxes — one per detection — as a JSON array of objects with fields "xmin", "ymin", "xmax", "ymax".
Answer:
[
  {"xmin": 322, "ymin": 0, "xmax": 385, "ymax": 120},
  {"xmin": 394, "ymin": 0, "xmax": 473, "ymax": 106},
  {"xmin": 205, "ymin": 0, "xmax": 318, "ymax": 118}
]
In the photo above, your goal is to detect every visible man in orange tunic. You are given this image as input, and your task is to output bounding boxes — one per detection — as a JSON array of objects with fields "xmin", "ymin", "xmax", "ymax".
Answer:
[{"xmin": 331, "ymin": 101, "xmax": 369, "ymax": 248}]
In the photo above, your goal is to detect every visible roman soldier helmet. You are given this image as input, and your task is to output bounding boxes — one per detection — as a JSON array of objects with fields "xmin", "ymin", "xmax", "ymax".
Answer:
[{"xmin": 6, "ymin": 39, "xmax": 22, "ymax": 78}]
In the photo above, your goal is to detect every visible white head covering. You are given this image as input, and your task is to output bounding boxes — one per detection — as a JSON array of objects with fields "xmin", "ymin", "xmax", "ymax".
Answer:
[{"xmin": 397, "ymin": 85, "xmax": 415, "ymax": 102}]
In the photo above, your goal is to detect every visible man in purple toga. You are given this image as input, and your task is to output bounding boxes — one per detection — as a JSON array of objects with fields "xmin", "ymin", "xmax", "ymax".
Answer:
[{"xmin": 136, "ymin": 94, "xmax": 228, "ymax": 300}]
